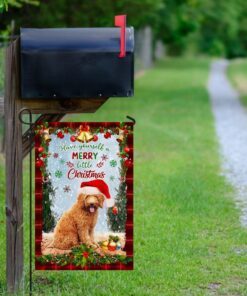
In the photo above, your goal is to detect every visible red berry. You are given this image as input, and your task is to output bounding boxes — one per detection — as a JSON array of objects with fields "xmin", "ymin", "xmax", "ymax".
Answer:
[
  {"xmin": 36, "ymin": 159, "xmax": 44, "ymax": 168},
  {"xmin": 112, "ymin": 206, "xmax": 118, "ymax": 215},
  {"xmin": 104, "ymin": 132, "xmax": 111, "ymax": 139},
  {"xmin": 37, "ymin": 146, "xmax": 44, "ymax": 153},
  {"xmin": 123, "ymin": 129, "xmax": 129, "ymax": 135},
  {"xmin": 124, "ymin": 159, "xmax": 132, "ymax": 168},
  {"xmin": 70, "ymin": 135, "xmax": 76, "ymax": 142},
  {"xmin": 124, "ymin": 147, "xmax": 130, "ymax": 153},
  {"xmin": 83, "ymin": 251, "xmax": 89, "ymax": 258},
  {"xmin": 93, "ymin": 135, "xmax": 98, "ymax": 142},
  {"xmin": 57, "ymin": 131, "xmax": 63, "ymax": 138},
  {"xmin": 42, "ymin": 153, "xmax": 47, "ymax": 158}
]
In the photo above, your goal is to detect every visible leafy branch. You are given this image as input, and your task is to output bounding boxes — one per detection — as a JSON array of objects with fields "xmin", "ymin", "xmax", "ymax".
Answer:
[
  {"xmin": 0, "ymin": 0, "xmax": 39, "ymax": 12},
  {"xmin": 36, "ymin": 244, "xmax": 132, "ymax": 268}
]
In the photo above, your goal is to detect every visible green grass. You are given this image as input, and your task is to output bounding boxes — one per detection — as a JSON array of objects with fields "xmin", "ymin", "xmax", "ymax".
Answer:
[
  {"xmin": 0, "ymin": 47, "xmax": 4, "ymax": 148},
  {"xmin": 0, "ymin": 58, "xmax": 247, "ymax": 295},
  {"xmin": 228, "ymin": 58, "xmax": 247, "ymax": 106}
]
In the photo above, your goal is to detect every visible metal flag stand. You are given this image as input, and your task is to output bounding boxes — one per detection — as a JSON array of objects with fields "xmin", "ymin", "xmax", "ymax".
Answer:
[
  {"xmin": 126, "ymin": 116, "xmax": 136, "ymax": 125},
  {"xmin": 19, "ymin": 108, "xmax": 34, "ymax": 295}
]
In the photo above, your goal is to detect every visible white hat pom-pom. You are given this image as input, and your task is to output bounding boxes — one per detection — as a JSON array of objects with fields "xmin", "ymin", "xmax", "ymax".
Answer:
[{"xmin": 105, "ymin": 198, "xmax": 114, "ymax": 208}]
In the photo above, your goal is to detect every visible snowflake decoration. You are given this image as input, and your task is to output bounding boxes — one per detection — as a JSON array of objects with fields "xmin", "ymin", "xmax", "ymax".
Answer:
[
  {"xmin": 66, "ymin": 161, "xmax": 74, "ymax": 168},
  {"xmin": 101, "ymin": 154, "xmax": 108, "ymax": 161},
  {"xmin": 63, "ymin": 185, "xmax": 71, "ymax": 193},
  {"xmin": 60, "ymin": 159, "xmax": 65, "ymax": 165},
  {"xmin": 110, "ymin": 175, "xmax": 115, "ymax": 181},
  {"xmin": 110, "ymin": 160, "xmax": 117, "ymax": 167},
  {"xmin": 55, "ymin": 170, "xmax": 63, "ymax": 178},
  {"xmin": 53, "ymin": 153, "xmax": 59, "ymax": 158}
]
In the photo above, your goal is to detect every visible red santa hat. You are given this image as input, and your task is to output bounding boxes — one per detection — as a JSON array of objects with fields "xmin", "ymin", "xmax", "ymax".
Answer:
[{"xmin": 78, "ymin": 179, "xmax": 114, "ymax": 207}]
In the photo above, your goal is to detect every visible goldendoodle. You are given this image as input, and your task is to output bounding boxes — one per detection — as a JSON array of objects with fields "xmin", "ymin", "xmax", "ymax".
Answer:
[{"xmin": 52, "ymin": 193, "xmax": 105, "ymax": 250}]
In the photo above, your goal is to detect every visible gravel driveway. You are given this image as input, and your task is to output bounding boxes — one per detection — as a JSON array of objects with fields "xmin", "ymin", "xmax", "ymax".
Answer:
[{"xmin": 208, "ymin": 60, "xmax": 247, "ymax": 227}]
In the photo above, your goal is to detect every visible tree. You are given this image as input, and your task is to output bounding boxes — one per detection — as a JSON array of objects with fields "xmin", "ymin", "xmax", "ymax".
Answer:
[
  {"xmin": 107, "ymin": 182, "xmax": 127, "ymax": 232},
  {"xmin": 0, "ymin": 0, "xmax": 162, "ymax": 32},
  {"xmin": 2, "ymin": 0, "xmax": 247, "ymax": 58},
  {"xmin": 0, "ymin": 0, "xmax": 38, "ymax": 12},
  {"xmin": 36, "ymin": 123, "xmax": 57, "ymax": 233},
  {"xmin": 42, "ymin": 175, "xmax": 56, "ymax": 232},
  {"xmin": 154, "ymin": 0, "xmax": 200, "ymax": 55},
  {"xmin": 197, "ymin": 0, "xmax": 244, "ymax": 58}
]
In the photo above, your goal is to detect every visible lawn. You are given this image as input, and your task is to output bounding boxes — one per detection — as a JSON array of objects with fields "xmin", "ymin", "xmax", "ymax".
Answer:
[
  {"xmin": 228, "ymin": 59, "xmax": 247, "ymax": 106},
  {"xmin": 0, "ymin": 58, "xmax": 247, "ymax": 295}
]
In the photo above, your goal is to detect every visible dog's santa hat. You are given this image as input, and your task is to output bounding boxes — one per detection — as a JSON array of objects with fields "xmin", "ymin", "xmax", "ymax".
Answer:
[{"xmin": 78, "ymin": 179, "xmax": 114, "ymax": 207}]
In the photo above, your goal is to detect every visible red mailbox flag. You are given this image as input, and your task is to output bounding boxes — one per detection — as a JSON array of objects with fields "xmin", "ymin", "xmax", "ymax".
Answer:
[{"xmin": 115, "ymin": 15, "xmax": 126, "ymax": 58}]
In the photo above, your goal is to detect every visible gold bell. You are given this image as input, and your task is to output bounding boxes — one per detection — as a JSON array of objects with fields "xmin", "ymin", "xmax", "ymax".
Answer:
[
  {"xmin": 117, "ymin": 129, "xmax": 125, "ymax": 143},
  {"xmin": 42, "ymin": 128, "xmax": 51, "ymax": 142},
  {"xmin": 77, "ymin": 130, "xmax": 94, "ymax": 142}
]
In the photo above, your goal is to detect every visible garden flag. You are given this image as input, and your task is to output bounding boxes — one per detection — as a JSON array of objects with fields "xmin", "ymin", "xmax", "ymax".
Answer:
[{"xmin": 35, "ymin": 122, "xmax": 134, "ymax": 270}]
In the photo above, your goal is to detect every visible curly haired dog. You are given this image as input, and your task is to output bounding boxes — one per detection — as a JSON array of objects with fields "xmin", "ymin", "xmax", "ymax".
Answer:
[{"xmin": 52, "ymin": 193, "xmax": 105, "ymax": 250}]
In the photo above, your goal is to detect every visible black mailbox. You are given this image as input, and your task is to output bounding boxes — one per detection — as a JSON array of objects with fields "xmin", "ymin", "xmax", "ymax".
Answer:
[{"xmin": 20, "ymin": 27, "xmax": 134, "ymax": 99}]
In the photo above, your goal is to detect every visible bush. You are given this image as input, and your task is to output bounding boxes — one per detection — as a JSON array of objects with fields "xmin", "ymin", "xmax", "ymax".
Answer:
[{"xmin": 209, "ymin": 40, "xmax": 226, "ymax": 57}]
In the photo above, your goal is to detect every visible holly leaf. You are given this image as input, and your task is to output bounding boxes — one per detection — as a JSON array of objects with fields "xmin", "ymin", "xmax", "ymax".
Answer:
[{"xmin": 81, "ymin": 256, "xmax": 87, "ymax": 268}]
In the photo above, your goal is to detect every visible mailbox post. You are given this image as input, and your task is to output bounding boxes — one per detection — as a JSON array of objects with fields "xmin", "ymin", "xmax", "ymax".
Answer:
[{"xmin": 4, "ymin": 16, "xmax": 134, "ymax": 293}]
